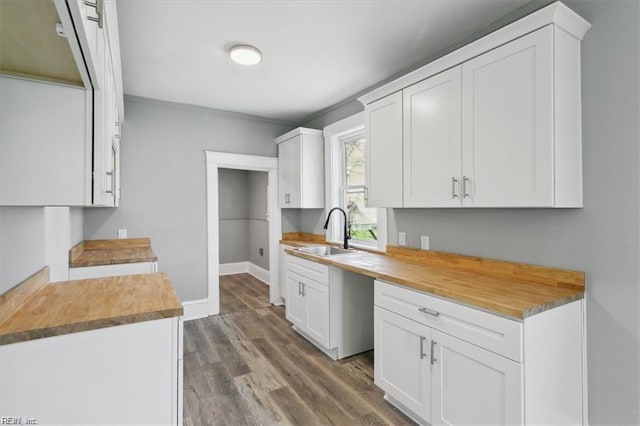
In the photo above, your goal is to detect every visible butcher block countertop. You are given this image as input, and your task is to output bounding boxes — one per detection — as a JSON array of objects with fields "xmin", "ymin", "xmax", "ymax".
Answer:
[
  {"xmin": 69, "ymin": 238, "xmax": 158, "ymax": 268},
  {"xmin": 0, "ymin": 268, "xmax": 183, "ymax": 345},
  {"xmin": 282, "ymin": 234, "xmax": 584, "ymax": 320}
]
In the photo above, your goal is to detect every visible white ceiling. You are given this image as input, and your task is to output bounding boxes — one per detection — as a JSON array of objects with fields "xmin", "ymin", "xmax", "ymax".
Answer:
[{"xmin": 118, "ymin": 0, "xmax": 533, "ymax": 123}]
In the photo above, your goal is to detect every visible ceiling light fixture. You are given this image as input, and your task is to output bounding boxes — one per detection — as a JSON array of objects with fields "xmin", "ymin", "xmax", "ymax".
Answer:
[{"xmin": 229, "ymin": 44, "xmax": 262, "ymax": 66}]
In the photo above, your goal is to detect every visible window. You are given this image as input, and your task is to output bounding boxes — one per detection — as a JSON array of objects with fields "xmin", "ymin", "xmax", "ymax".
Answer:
[
  {"xmin": 342, "ymin": 133, "xmax": 378, "ymax": 244},
  {"xmin": 324, "ymin": 112, "xmax": 387, "ymax": 251}
]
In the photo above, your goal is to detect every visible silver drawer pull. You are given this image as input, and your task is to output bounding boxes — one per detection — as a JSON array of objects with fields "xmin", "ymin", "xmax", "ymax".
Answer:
[
  {"xmin": 418, "ymin": 307, "xmax": 440, "ymax": 317},
  {"xmin": 463, "ymin": 176, "xmax": 471, "ymax": 198},
  {"xmin": 431, "ymin": 340, "xmax": 437, "ymax": 365},
  {"xmin": 420, "ymin": 336, "xmax": 426, "ymax": 359}
]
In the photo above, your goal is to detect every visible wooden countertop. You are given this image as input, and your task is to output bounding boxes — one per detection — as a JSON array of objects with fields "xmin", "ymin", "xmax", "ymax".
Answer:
[
  {"xmin": 69, "ymin": 238, "xmax": 158, "ymax": 268},
  {"xmin": 0, "ymin": 269, "xmax": 183, "ymax": 345},
  {"xmin": 283, "ymin": 238, "xmax": 584, "ymax": 320}
]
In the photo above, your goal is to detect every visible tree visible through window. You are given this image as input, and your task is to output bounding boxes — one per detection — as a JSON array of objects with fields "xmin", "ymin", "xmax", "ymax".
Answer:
[{"xmin": 343, "ymin": 134, "xmax": 377, "ymax": 243}]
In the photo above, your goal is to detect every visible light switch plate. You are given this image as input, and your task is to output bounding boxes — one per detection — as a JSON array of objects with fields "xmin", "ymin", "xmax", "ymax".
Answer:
[
  {"xmin": 398, "ymin": 232, "xmax": 406, "ymax": 246},
  {"xmin": 117, "ymin": 229, "xmax": 127, "ymax": 239},
  {"xmin": 421, "ymin": 235, "xmax": 430, "ymax": 250}
]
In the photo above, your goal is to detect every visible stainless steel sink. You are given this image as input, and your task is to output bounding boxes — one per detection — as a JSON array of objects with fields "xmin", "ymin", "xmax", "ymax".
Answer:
[{"xmin": 295, "ymin": 245, "xmax": 356, "ymax": 257}]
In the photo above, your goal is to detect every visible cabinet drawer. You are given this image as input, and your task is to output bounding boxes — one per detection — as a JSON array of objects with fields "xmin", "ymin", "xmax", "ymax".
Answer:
[
  {"xmin": 375, "ymin": 280, "xmax": 522, "ymax": 362},
  {"xmin": 286, "ymin": 255, "xmax": 329, "ymax": 285}
]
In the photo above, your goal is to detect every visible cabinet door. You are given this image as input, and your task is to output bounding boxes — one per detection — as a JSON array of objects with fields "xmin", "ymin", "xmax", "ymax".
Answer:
[
  {"xmin": 374, "ymin": 307, "xmax": 431, "ymax": 422},
  {"xmin": 365, "ymin": 92, "xmax": 403, "ymax": 207},
  {"xmin": 303, "ymin": 279, "xmax": 330, "ymax": 348},
  {"xmin": 403, "ymin": 67, "xmax": 462, "ymax": 207},
  {"xmin": 278, "ymin": 139, "xmax": 291, "ymax": 207},
  {"xmin": 93, "ymin": 26, "xmax": 115, "ymax": 207},
  {"xmin": 461, "ymin": 26, "xmax": 553, "ymax": 207},
  {"xmin": 285, "ymin": 272, "xmax": 305, "ymax": 329},
  {"xmin": 288, "ymin": 136, "xmax": 302, "ymax": 208},
  {"xmin": 74, "ymin": 0, "xmax": 100, "ymax": 79},
  {"xmin": 431, "ymin": 330, "xmax": 522, "ymax": 426},
  {"xmin": 278, "ymin": 137, "xmax": 302, "ymax": 208}
]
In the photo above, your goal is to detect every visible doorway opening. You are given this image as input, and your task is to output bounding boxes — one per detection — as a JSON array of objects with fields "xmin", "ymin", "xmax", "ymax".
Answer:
[{"xmin": 205, "ymin": 151, "xmax": 281, "ymax": 315}]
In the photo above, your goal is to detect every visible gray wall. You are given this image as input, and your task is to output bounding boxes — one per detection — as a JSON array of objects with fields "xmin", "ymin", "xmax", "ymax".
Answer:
[
  {"xmin": 83, "ymin": 97, "xmax": 291, "ymax": 301},
  {"xmin": 281, "ymin": 209, "xmax": 300, "ymax": 233},
  {"xmin": 218, "ymin": 168, "xmax": 249, "ymax": 264},
  {"xmin": 296, "ymin": 2, "xmax": 640, "ymax": 423},
  {"xmin": 299, "ymin": 208, "xmax": 326, "ymax": 235},
  {"xmin": 70, "ymin": 208, "xmax": 83, "ymax": 246},
  {"xmin": 0, "ymin": 206, "xmax": 83, "ymax": 294},
  {"xmin": 247, "ymin": 171, "xmax": 269, "ymax": 270},
  {"xmin": 217, "ymin": 169, "xmax": 270, "ymax": 270},
  {"xmin": 0, "ymin": 207, "xmax": 46, "ymax": 294}
]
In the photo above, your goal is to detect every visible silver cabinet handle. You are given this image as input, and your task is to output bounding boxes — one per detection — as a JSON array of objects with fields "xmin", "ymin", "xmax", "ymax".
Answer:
[
  {"xmin": 301, "ymin": 283, "xmax": 305, "ymax": 297},
  {"xmin": 420, "ymin": 336, "xmax": 426, "ymax": 360},
  {"xmin": 84, "ymin": 0, "xmax": 103, "ymax": 28},
  {"xmin": 364, "ymin": 186, "xmax": 369, "ymax": 203},
  {"xmin": 431, "ymin": 340, "xmax": 437, "ymax": 365},
  {"xmin": 418, "ymin": 307, "xmax": 440, "ymax": 317},
  {"xmin": 452, "ymin": 177, "xmax": 459, "ymax": 199},
  {"xmin": 298, "ymin": 282, "xmax": 301, "ymax": 296},
  {"xmin": 463, "ymin": 176, "xmax": 471, "ymax": 198},
  {"xmin": 105, "ymin": 171, "xmax": 113, "ymax": 194}
]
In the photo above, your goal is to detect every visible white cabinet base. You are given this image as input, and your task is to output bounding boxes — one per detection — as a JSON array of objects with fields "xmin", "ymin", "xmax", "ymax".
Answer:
[
  {"xmin": 0, "ymin": 317, "xmax": 182, "ymax": 425},
  {"xmin": 69, "ymin": 261, "xmax": 157, "ymax": 280},
  {"xmin": 285, "ymin": 255, "xmax": 374, "ymax": 360},
  {"xmin": 374, "ymin": 279, "xmax": 584, "ymax": 426}
]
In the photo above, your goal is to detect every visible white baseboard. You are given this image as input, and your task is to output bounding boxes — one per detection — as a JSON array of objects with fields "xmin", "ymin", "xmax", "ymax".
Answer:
[
  {"xmin": 182, "ymin": 298, "xmax": 209, "ymax": 321},
  {"xmin": 219, "ymin": 261, "xmax": 249, "ymax": 275},
  {"xmin": 248, "ymin": 263, "xmax": 270, "ymax": 285},
  {"xmin": 219, "ymin": 261, "xmax": 270, "ymax": 285}
]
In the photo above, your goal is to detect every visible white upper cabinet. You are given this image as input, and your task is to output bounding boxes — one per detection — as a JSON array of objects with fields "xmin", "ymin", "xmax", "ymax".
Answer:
[
  {"xmin": 276, "ymin": 128, "xmax": 324, "ymax": 209},
  {"xmin": 359, "ymin": 2, "xmax": 590, "ymax": 209},
  {"xmin": 0, "ymin": 0, "xmax": 123, "ymax": 207},
  {"xmin": 365, "ymin": 91, "xmax": 403, "ymax": 207},
  {"xmin": 462, "ymin": 26, "xmax": 553, "ymax": 207},
  {"xmin": 403, "ymin": 66, "xmax": 462, "ymax": 207}
]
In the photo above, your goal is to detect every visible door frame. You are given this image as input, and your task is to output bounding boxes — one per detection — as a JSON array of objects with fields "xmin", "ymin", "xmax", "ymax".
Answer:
[{"xmin": 205, "ymin": 151, "xmax": 281, "ymax": 315}]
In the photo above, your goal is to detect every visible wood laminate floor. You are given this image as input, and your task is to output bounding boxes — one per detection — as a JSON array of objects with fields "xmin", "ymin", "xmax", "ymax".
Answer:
[{"xmin": 183, "ymin": 273, "xmax": 413, "ymax": 426}]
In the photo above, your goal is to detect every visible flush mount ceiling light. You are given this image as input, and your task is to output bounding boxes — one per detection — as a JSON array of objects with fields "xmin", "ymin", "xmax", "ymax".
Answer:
[{"xmin": 229, "ymin": 44, "xmax": 262, "ymax": 66}]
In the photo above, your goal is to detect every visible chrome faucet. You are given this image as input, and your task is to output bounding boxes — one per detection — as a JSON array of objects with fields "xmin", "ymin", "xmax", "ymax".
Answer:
[{"xmin": 323, "ymin": 207, "xmax": 351, "ymax": 249}]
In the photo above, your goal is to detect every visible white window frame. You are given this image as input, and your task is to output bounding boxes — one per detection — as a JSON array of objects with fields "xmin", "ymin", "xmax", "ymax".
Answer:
[{"xmin": 323, "ymin": 112, "xmax": 387, "ymax": 251}]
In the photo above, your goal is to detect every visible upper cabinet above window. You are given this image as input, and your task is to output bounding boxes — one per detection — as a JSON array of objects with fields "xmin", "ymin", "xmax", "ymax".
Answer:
[{"xmin": 360, "ymin": 2, "xmax": 591, "ymax": 209}]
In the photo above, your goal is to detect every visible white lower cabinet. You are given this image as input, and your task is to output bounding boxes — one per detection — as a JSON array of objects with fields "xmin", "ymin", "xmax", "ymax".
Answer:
[
  {"xmin": 302, "ymin": 277, "xmax": 330, "ymax": 347},
  {"xmin": 375, "ymin": 307, "xmax": 431, "ymax": 423},
  {"xmin": 285, "ymin": 254, "xmax": 374, "ymax": 360},
  {"xmin": 374, "ymin": 280, "xmax": 584, "ymax": 426},
  {"xmin": 68, "ymin": 260, "xmax": 158, "ymax": 280},
  {"xmin": 0, "ymin": 317, "xmax": 183, "ymax": 425},
  {"xmin": 287, "ymin": 270, "xmax": 330, "ymax": 348},
  {"xmin": 431, "ymin": 329, "xmax": 522, "ymax": 426}
]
